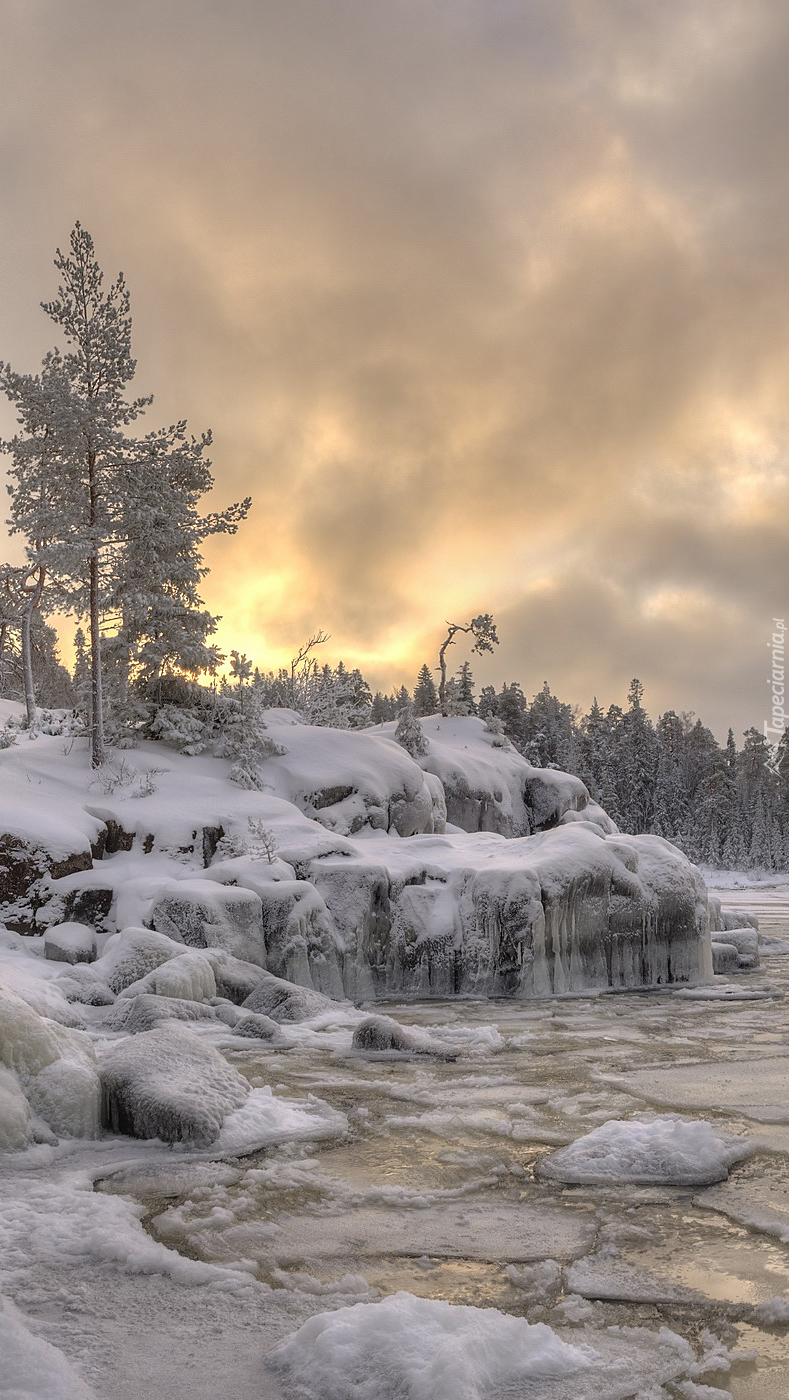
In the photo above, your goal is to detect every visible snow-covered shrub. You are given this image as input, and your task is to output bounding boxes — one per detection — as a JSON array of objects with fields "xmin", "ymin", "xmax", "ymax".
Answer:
[
  {"xmin": 148, "ymin": 704, "xmax": 210, "ymax": 755},
  {"xmin": 395, "ymin": 702, "xmax": 428, "ymax": 759},
  {"xmin": 247, "ymin": 817, "xmax": 278, "ymax": 862}
]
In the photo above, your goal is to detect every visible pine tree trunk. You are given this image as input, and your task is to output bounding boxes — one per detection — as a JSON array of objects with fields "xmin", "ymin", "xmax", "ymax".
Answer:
[
  {"xmin": 20, "ymin": 600, "xmax": 36, "ymax": 729},
  {"xmin": 87, "ymin": 446, "xmax": 105, "ymax": 767},
  {"xmin": 89, "ymin": 552, "xmax": 105, "ymax": 766}
]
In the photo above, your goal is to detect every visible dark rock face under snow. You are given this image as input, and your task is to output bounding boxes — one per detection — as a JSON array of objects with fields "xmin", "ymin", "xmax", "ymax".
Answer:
[{"xmin": 352, "ymin": 1014, "xmax": 458, "ymax": 1058}]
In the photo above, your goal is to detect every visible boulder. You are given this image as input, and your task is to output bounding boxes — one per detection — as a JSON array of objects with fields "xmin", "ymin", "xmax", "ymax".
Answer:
[
  {"xmin": 352, "ymin": 1014, "xmax": 457, "ymax": 1058},
  {"xmin": 151, "ymin": 879, "xmax": 265, "ymax": 966},
  {"xmin": 0, "ymin": 987, "xmax": 101, "ymax": 1138},
  {"xmin": 44, "ymin": 922, "xmax": 97, "ymax": 965},
  {"xmin": 98, "ymin": 1024, "xmax": 249, "ymax": 1145},
  {"xmin": 243, "ymin": 971, "xmax": 341, "ymax": 1022},
  {"xmin": 95, "ymin": 927, "xmax": 187, "ymax": 994},
  {"xmin": 102, "ymin": 993, "xmax": 218, "ymax": 1034},
  {"xmin": 711, "ymin": 941, "xmax": 740, "ymax": 974}
]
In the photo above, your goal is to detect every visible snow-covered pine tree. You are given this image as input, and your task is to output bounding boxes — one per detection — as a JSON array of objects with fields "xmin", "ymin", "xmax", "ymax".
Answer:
[
  {"xmin": 1, "ymin": 225, "xmax": 249, "ymax": 765},
  {"xmin": 394, "ymin": 700, "xmax": 428, "ymax": 758},
  {"xmin": 413, "ymin": 663, "xmax": 439, "ymax": 716},
  {"xmin": 455, "ymin": 660, "xmax": 477, "ymax": 715}
]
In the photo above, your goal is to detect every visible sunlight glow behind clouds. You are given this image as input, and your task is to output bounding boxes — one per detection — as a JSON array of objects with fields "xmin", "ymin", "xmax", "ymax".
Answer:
[{"xmin": 1, "ymin": 0, "xmax": 788, "ymax": 734}]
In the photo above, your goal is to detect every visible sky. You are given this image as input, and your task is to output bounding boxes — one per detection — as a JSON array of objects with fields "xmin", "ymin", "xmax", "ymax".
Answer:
[{"xmin": 1, "ymin": 0, "xmax": 788, "ymax": 739}]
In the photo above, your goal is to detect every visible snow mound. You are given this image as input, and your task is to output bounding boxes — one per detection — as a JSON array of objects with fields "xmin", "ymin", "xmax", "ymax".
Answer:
[
  {"xmin": 538, "ymin": 1115, "xmax": 751, "ymax": 1186},
  {"xmin": 98, "ymin": 1024, "xmax": 249, "ymax": 1145},
  {"xmin": 352, "ymin": 1014, "xmax": 458, "ymax": 1059},
  {"xmin": 0, "ymin": 1297, "xmax": 97, "ymax": 1399},
  {"xmin": 242, "ymin": 971, "xmax": 342, "ymax": 1022},
  {"xmin": 95, "ymin": 926, "xmax": 187, "ymax": 994},
  {"xmin": 0, "ymin": 987, "xmax": 101, "ymax": 1139},
  {"xmin": 266, "ymin": 1291, "xmax": 593, "ymax": 1400}
]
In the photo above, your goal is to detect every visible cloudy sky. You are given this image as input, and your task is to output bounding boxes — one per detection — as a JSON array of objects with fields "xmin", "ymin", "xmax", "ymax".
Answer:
[{"xmin": 1, "ymin": 0, "xmax": 788, "ymax": 736}]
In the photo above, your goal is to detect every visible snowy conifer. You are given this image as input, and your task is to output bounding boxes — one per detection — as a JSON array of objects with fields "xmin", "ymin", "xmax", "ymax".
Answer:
[
  {"xmin": 413, "ymin": 663, "xmax": 438, "ymax": 716},
  {"xmin": 395, "ymin": 701, "xmax": 428, "ymax": 758}
]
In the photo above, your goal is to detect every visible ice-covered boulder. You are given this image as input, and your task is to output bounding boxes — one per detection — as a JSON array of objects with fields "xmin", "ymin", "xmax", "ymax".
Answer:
[
  {"xmin": 55, "ymin": 964, "xmax": 115, "ymax": 1006},
  {"xmin": 718, "ymin": 927, "xmax": 759, "ymax": 968},
  {"xmin": 352, "ymin": 1014, "xmax": 458, "ymax": 1058},
  {"xmin": 0, "ymin": 987, "xmax": 101, "ymax": 1138},
  {"xmin": 98, "ymin": 1024, "xmax": 249, "ymax": 1144},
  {"xmin": 306, "ymin": 825, "xmax": 712, "ymax": 1000},
  {"xmin": 242, "ymin": 970, "xmax": 341, "ymax": 1022},
  {"xmin": 538, "ymin": 1116, "xmax": 751, "ymax": 1186},
  {"xmin": 44, "ymin": 922, "xmax": 96, "ymax": 965},
  {"xmin": 102, "ymin": 993, "xmax": 218, "ymax": 1034},
  {"xmin": 0, "ymin": 1064, "xmax": 34, "ymax": 1151},
  {"xmin": 95, "ymin": 927, "xmax": 187, "ymax": 994},
  {"xmin": 711, "ymin": 941, "xmax": 740, "ymax": 974},
  {"xmin": 150, "ymin": 878, "xmax": 265, "ymax": 965},
  {"xmin": 210, "ymin": 1000, "xmax": 280, "ymax": 1040},
  {"xmin": 201, "ymin": 948, "xmax": 267, "ymax": 1003},
  {"xmin": 118, "ymin": 949, "xmax": 217, "ymax": 1002}
]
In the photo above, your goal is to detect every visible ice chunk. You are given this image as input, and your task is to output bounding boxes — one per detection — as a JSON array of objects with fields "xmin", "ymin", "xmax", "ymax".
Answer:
[
  {"xmin": 0, "ymin": 987, "xmax": 100, "ymax": 1138},
  {"xmin": 352, "ymin": 1014, "xmax": 458, "ymax": 1058},
  {"xmin": 242, "ymin": 971, "xmax": 341, "ymax": 1022},
  {"xmin": 118, "ymin": 949, "xmax": 217, "ymax": 1002},
  {"xmin": 539, "ymin": 1116, "xmax": 750, "ymax": 1186},
  {"xmin": 98, "ymin": 1024, "xmax": 249, "ymax": 1145},
  {"xmin": 266, "ymin": 1292, "xmax": 593, "ymax": 1400},
  {"xmin": 43, "ymin": 922, "xmax": 96, "ymax": 965},
  {"xmin": 95, "ymin": 926, "xmax": 187, "ymax": 994},
  {"xmin": 217, "ymin": 1086, "xmax": 348, "ymax": 1154}
]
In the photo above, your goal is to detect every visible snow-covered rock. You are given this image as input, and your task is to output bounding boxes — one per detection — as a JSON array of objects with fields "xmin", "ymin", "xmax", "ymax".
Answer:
[
  {"xmin": 209, "ymin": 999, "xmax": 280, "ymax": 1039},
  {"xmin": 352, "ymin": 1014, "xmax": 458, "ymax": 1058},
  {"xmin": 43, "ymin": 922, "xmax": 96, "ymax": 965},
  {"xmin": 102, "ymin": 993, "xmax": 218, "ymax": 1034},
  {"xmin": 150, "ymin": 878, "xmax": 265, "ymax": 965},
  {"xmin": 118, "ymin": 949, "xmax": 217, "ymax": 1002},
  {"xmin": 242, "ymin": 970, "xmax": 342, "ymax": 1022},
  {"xmin": 98, "ymin": 1024, "xmax": 249, "ymax": 1144},
  {"xmin": 55, "ymin": 964, "xmax": 115, "ymax": 1006},
  {"xmin": 0, "ymin": 987, "xmax": 101, "ymax": 1138},
  {"xmin": 95, "ymin": 927, "xmax": 188, "ymax": 994},
  {"xmin": 538, "ymin": 1115, "xmax": 751, "ymax": 1186},
  {"xmin": 711, "ymin": 941, "xmax": 740, "ymax": 974}
]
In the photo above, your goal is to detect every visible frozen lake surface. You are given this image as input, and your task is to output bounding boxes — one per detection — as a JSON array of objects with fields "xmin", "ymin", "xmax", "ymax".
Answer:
[{"xmin": 5, "ymin": 883, "xmax": 789, "ymax": 1398}]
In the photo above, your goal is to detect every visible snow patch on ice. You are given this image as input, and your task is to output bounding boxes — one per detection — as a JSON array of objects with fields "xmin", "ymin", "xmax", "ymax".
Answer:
[{"xmin": 539, "ymin": 1115, "xmax": 750, "ymax": 1186}]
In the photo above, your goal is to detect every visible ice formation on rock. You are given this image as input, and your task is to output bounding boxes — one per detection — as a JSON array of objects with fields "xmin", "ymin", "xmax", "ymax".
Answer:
[
  {"xmin": 352, "ymin": 1014, "xmax": 458, "ymax": 1058},
  {"xmin": 0, "ymin": 987, "xmax": 101, "ymax": 1138},
  {"xmin": 98, "ymin": 1023, "xmax": 250, "ymax": 1144}
]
